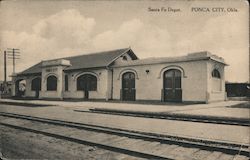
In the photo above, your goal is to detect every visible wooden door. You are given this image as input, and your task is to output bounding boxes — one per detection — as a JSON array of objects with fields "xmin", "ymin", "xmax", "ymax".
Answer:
[
  {"xmin": 77, "ymin": 74, "xmax": 97, "ymax": 100},
  {"xmin": 32, "ymin": 77, "xmax": 41, "ymax": 98},
  {"xmin": 122, "ymin": 72, "xmax": 136, "ymax": 101},
  {"xmin": 163, "ymin": 69, "xmax": 182, "ymax": 102}
]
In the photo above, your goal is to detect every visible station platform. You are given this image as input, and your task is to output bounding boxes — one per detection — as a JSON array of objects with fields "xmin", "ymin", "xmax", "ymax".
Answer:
[
  {"xmin": 0, "ymin": 99, "xmax": 249, "ymax": 145},
  {"xmin": 0, "ymin": 99, "xmax": 249, "ymax": 119}
]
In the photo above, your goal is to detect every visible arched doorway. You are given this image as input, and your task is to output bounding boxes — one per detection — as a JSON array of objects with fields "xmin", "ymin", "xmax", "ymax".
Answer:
[
  {"xmin": 122, "ymin": 72, "xmax": 136, "ymax": 101},
  {"xmin": 31, "ymin": 77, "xmax": 41, "ymax": 98},
  {"xmin": 77, "ymin": 74, "xmax": 97, "ymax": 100},
  {"xmin": 15, "ymin": 79, "xmax": 26, "ymax": 97},
  {"xmin": 163, "ymin": 69, "xmax": 182, "ymax": 102}
]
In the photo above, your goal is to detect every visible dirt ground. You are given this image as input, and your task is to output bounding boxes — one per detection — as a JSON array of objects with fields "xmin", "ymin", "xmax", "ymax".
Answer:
[{"xmin": 0, "ymin": 126, "xmax": 142, "ymax": 160}]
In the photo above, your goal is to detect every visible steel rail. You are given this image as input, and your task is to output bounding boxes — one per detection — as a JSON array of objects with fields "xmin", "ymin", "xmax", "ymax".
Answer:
[
  {"xmin": 0, "ymin": 122, "xmax": 171, "ymax": 160},
  {"xmin": 85, "ymin": 109, "xmax": 250, "ymax": 126},
  {"xmin": 0, "ymin": 112, "xmax": 249, "ymax": 157}
]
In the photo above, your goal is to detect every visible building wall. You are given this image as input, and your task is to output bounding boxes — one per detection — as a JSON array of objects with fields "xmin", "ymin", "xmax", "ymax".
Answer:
[
  {"xmin": 112, "ymin": 60, "xmax": 208, "ymax": 102},
  {"xmin": 62, "ymin": 68, "xmax": 108, "ymax": 100},
  {"xmin": 107, "ymin": 69, "xmax": 113, "ymax": 100},
  {"xmin": 11, "ymin": 75, "xmax": 40, "ymax": 98},
  {"xmin": 62, "ymin": 52, "xmax": 133, "ymax": 100},
  {"xmin": 12, "ymin": 53, "xmax": 226, "ymax": 103},
  {"xmin": 207, "ymin": 61, "xmax": 226, "ymax": 102},
  {"xmin": 25, "ymin": 76, "xmax": 40, "ymax": 97},
  {"xmin": 40, "ymin": 66, "xmax": 65, "ymax": 99},
  {"xmin": 13, "ymin": 68, "xmax": 113, "ymax": 100}
]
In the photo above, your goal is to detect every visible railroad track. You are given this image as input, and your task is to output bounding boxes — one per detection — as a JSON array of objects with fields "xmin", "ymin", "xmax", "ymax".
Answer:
[
  {"xmin": 0, "ymin": 112, "xmax": 249, "ymax": 160},
  {"xmin": 84, "ymin": 108, "xmax": 250, "ymax": 127}
]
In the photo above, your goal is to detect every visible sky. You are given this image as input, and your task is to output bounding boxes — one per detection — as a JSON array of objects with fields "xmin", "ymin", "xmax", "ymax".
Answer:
[{"xmin": 0, "ymin": 0, "xmax": 249, "ymax": 82}]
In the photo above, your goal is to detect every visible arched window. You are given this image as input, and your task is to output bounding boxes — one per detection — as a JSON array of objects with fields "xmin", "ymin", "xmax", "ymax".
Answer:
[
  {"xmin": 31, "ymin": 77, "xmax": 41, "ymax": 91},
  {"xmin": 212, "ymin": 69, "xmax": 222, "ymax": 91},
  {"xmin": 77, "ymin": 74, "xmax": 97, "ymax": 91},
  {"xmin": 212, "ymin": 69, "xmax": 221, "ymax": 79},
  {"xmin": 47, "ymin": 75, "xmax": 57, "ymax": 91}
]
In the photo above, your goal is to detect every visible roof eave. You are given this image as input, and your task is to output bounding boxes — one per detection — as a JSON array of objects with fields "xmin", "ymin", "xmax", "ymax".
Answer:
[
  {"xmin": 63, "ymin": 66, "xmax": 107, "ymax": 72},
  {"xmin": 15, "ymin": 72, "xmax": 42, "ymax": 77},
  {"xmin": 111, "ymin": 57, "xmax": 211, "ymax": 68},
  {"xmin": 209, "ymin": 57, "xmax": 229, "ymax": 66}
]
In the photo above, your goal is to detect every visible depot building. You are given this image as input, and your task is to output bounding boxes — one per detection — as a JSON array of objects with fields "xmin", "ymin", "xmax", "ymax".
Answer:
[{"xmin": 12, "ymin": 48, "xmax": 227, "ymax": 103}]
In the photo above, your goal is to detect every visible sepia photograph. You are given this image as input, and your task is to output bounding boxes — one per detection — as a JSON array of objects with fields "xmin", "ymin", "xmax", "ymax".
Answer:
[{"xmin": 0, "ymin": 0, "xmax": 249, "ymax": 159}]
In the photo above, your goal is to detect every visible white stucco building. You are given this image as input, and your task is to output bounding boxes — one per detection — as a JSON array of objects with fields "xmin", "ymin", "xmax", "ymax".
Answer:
[{"xmin": 12, "ymin": 48, "xmax": 227, "ymax": 103}]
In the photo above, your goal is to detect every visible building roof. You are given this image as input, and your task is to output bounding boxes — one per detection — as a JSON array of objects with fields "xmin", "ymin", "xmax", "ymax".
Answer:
[
  {"xmin": 113, "ymin": 51, "xmax": 227, "ymax": 67},
  {"xmin": 19, "ymin": 62, "xmax": 43, "ymax": 75},
  {"xmin": 17, "ymin": 50, "xmax": 226, "ymax": 76},
  {"xmin": 18, "ymin": 48, "xmax": 137, "ymax": 75}
]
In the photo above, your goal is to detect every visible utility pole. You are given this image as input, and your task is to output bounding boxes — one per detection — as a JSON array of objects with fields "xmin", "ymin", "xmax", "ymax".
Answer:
[
  {"xmin": 7, "ymin": 48, "xmax": 20, "ymax": 74},
  {"xmin": 4, "ymin": 51, "xmax": 7, "ymax": 82}
]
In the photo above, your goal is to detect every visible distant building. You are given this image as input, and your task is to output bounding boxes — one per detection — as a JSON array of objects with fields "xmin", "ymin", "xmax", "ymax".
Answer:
[
  {"xmin": 226, "ymin": 82, "xmax": 250, "ymax": 97},
  {"xmin": 12, "ymin": 48, "xmax": 227, "ymax": 103},
  {"xmin": 0, "ymin": 81, "xmax": 12, "ymax": 97}
]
